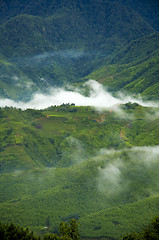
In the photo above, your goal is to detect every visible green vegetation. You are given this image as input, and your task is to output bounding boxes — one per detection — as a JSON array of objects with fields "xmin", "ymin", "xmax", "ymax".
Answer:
[
  {"xmin": 1, "ymin": 216, "xmax": 159, "ymax": 240},
  {"xmin": 0, "ymin": 104, "xmax": 159, "ymax": 239},
  {"xmin": 44, "ymin": 219, "xmax": 79, "ymax": 240},
  {"xmin": 0, "ymin": 104, "xmax": 159, "ymax": 171},
  {"xmin": 0, "ymin": 0, "xmax": 159, "ymax": 239},
  {"xmin": 122, "ymin": 216, "xmax": 159, "ymax": 240},
  {"xmin": 0, "ymin": 219, "xmax": 79, "ymax": 240},
  {"xmin": 0, "ymin": 56, "xmax": 39, "ymax": 100},
  {"xmin": 0, "ymin": 221, "xmax": 39, "ymax": 240},
  {"xmin": 0, "ymin": 0, "xmax": 157, "ymax": 99},
  {"xmin": 87, "ymin": 33, "xmax": 159, "ymax": 100},
  {"xmin": 79, "ymin": 194, "xmax": 159, "ymax": 239}
]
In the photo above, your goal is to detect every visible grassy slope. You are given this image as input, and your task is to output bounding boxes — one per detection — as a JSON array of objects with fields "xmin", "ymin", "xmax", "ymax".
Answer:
[
  {"xmin": 87, "ymin": 33, "xmax": 159, "ymax": 99},
  {"xmin": 0, "ymin": 104, "xmax": 159, "ymax": 239}
]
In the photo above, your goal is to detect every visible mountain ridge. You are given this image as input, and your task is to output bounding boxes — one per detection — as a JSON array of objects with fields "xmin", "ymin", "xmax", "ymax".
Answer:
[
  {"xmin": 86, "ymin": 32, "xmax": 159, "ymax": 99},
  {"xmin": 0, "ymin": 0, "xmax": 159, "ymax": 31},
  {"xmin": 0, "ymin": 0, "xmax": 157, "ymax": 100}
]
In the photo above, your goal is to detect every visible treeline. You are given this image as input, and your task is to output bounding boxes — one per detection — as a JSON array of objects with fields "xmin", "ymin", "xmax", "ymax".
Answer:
[
  {"xmin": 0, "ymin": 219, "xmax": 79, "ymax": 240},
  {"xmin": 0, "ymin": 222, "xmax": 39, "ymax": 240},
  {"xmin": 1, "ymin": 217, "xmax": 159, "ymax": 240}
]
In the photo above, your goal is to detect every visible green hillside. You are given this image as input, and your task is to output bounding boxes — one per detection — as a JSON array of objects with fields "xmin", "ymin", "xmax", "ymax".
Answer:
[
  {"xmin": 79, "ymin": 194, "xmax": 159, "ymax": 239},
  {"xmin": 0, "ymin": 0, "xmax": 159, "ymax": 239},
  {"xmin": 0, "ymin": 104, "xmax": 159, "ymax": 239},
  {"xmin": 118, "ymin": 0, "xmax": 159, "ymax": 31},
  {"xmin": 0, "ymin": 55, "xmax": 39, "ymax": 100},
  {"xmin": 0, "ymin": 0, "xmax": 158, "ymax": 31},
  {"xmin": 1, "ymin": 103, "xmax": 159, "ymax": 172},
  {"xmin": 87, "ymin": 32, "xmax": 159, "ymax": 99},
  {"xmin": 0, "ymin": 0, "xmax": 157, "ymax": 99}
]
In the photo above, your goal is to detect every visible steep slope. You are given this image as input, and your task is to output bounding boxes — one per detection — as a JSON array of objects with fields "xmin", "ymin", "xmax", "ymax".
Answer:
[
  {"xmin": 0, "ymin": 15, "xmax": 52, "ymax": 57},
  {"xmin": 79, "ymin": 194, "xmax": 159, "ymax": 239},
  {"xmin": 0, "ymin": 55, "xmax": 38, "ymax": 100},
  {"xmin": 1, "ymin": 104, "xmax": 159, "ymax": 173},
  {"xmin": 87, "ymin": 32, "xmax": 159, "ymax": 99},
  {"xmin": 0, "ymin": 1, "xmax": 154, "ymax": 57},
  {"xmin": 118, "ymin": 0, "xmax": 159, "ymax": 31},
  {"xmin": 0, "ymin": 0, "xmax": 158, "ymax": 31},
  {"xmin": 0, "ymin": 105, "xmax": 159, "ymax": 238},
  {"xmin": 0, "ymin": 0, "xmax": 156, "ymax": 99}
]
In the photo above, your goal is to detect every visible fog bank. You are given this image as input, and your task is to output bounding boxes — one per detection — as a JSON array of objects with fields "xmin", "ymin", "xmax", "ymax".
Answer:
[
  {"xmin": 97, "ymin": 145, "xmax": 159, "ymax": 196},
  {"xmin": 0, "ymin": 80, "xmax": 158, "ymax": 110}
]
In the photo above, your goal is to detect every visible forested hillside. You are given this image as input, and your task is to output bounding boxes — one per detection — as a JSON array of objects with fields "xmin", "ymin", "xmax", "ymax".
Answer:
[
  {"xmin": 0, "ymin": 0, "xmax": 159, "ymax": 239},
  {"xmin": 87, "ymin": 32, "xmax": 159, "ymax": 99},
  {"xmin": 0, "ymin": 0, "xmax": 158, "ymax": 99},
  {"xmin": 0, "ymin": 104, "xmax": 159, "ymax": 239}
]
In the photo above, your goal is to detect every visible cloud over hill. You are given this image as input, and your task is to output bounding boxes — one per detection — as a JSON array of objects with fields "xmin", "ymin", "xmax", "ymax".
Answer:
[{"xmin": 0, "ymin": 80, "xmax": 158, "ymax": 110}]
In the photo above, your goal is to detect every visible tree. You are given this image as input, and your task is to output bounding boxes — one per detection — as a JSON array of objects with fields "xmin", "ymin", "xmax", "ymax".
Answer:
[
  {"xmin": 43, "ymin": 233, "xmax": 59, "ymax": 240},
  {"xmin": 0, "ymin": 219, "xmax": 80, "ymax": 240},
  {"xmin": 143, "ymin": 217, "xmax": 159, "ymax": 240},
  {"xmin": 0, "ymin": 222, "xmax": 40, "ymax": 240},
  {"xmin": 44, "ymin": 219, "xmax": 79, "ymax": 240},
  {"xmin": 59, "ymin": 219, "xmax": 79, "ymax": 240},
  {"xmin": 122, "ymin": 217, "xmax": 159, "ymax": 240}
]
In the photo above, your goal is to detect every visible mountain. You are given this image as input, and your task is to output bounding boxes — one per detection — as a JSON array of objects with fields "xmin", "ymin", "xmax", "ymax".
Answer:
[
  {"xmin": 0, "ymin": 0, "xmax": 158, "ymax": 99},
  {"xmin": 87, "ymin": 32, "xmax": 159, "ymax": 99},
  {"xmin": 0, "ymin": 0, "xmax": 159, "ymax": 31},
  {"xmin": 0, "ymin": 104, "xmax": 159, "ymax": 239},
  {"xmin": 79, "ymin": 194, "xmax": 159, "ymax": 239},
  {"xmin": 118, "ymin": 0, "xmax": 159, "ymax": 31},
  {"xmin": 0, "ymin": 1, "xmax": 159, "ymax": 239},
  {"xmin": 1, "ymin": 103, "xmax": 159, "ymax": 172}
]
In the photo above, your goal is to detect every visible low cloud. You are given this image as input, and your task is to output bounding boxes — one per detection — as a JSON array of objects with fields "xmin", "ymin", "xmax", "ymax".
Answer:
[
  {"xmin": 98, "ymin": 161, "xmax": 123, "ymax": 195},
  {"xmin": 60, "ymin": 136, "xmax": 87, "ymax": 166},
  {"xmin": 0, "ymin": 80, "xmax": 158, "ymax": 110},
  {"xmin": 96, "ymin": 145, "xmax": 159, "ymax": 197},
  {"xmin": 131, "ymin": 145, "xmax": 159, "ymax": 166},
  {"xmin": 33, "ymin": 50, "xmax": 86, "ymax": 62}
]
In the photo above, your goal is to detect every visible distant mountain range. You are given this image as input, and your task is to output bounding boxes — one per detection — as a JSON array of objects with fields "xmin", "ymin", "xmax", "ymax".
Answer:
[{"xmin": 0, "ymin": 0, "xmax": 158, "ymax": 100}]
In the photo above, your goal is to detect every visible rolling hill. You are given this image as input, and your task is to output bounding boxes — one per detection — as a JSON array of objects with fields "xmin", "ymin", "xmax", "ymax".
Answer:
[{"xmin": 0, "ymin": 104, "xmax": 159, "ymax": 239}]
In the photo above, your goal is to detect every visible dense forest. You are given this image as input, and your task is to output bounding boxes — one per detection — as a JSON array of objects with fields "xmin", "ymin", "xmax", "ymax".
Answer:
[
  {"xmin": 0, "ymin": 104, "xmax": 159, "ymax": 239},
  {"xmin": 0, "ymin": 0, "xmax": 159, "ymax": 239},
  {"xmin": 0, "ymin": 0, "xmax": 158, "ymax": 100}
]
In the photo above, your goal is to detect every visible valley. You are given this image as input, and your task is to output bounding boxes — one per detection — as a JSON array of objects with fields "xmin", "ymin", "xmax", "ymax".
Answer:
[{"xmin": 0, "ymin": 0, "xmax": 159, "ymax": 239}]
